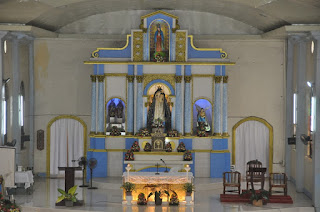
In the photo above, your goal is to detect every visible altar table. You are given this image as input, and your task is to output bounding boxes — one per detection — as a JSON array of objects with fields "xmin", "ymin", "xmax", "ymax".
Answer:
[
  {"xmin": 122, "ymin": 172, "xmax": 193, "ymax": 184},
  {"xmin": 15, "ymin": 170, "xmax": 34, "ymax": 189}
]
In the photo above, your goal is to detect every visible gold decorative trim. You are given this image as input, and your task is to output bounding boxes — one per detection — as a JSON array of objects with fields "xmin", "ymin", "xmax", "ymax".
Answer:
[
  {"xmin": 97, "ymin": 75, "xmax": 105, "ymax": 82},
  {"xmin": 192, "ymin": 74, "xmax": 214, "ymax": 78},
  {"xmin": 139, "ymin": 19, "xmax": 147, "ymax": 33},
  {"xmin": 188, "ymin": 35, "xmax": 228, "ymax": 59},
  {"xmin": 211, "ymin": 150, "xmax": 230, "ymax": 153},
  {"xmin": 96, "ymin": 132, "xmax": 105, "ymax": 135},
  {"xmin": 143, "ymin": 74, "xmax": 175, "ymax": 92},
  {"xmin": 141, "ymin": 10, "xmax": 179, "ymax": 20},
  {"xmin": 127, "ymin": 75, "xmax": 135, "ymax": 83},
  {"xmin": 184, "ymin": 133, "xmax": 191, "ymax": 136},
  {"xmin": 87, "ymin": 149, "xmax": 107, "ymax": 152},
  {"xmin": 184, "ymin": 76, "xmax": 192, "ymax": 83},
  {"xmin": 222, "ymin": 132, "xmax": 229, "ymax": 137},
  {"xmin": 126, "ymin": 132, "xmax": 134, "ymax": 135},
  {"xmin": 136, "ymin": 75, "xmax": 144, "ymax": 83},
  {"xmin": 106, "ymin": 149, "xmax": 126, "ymax": 152},
  {"xmin": 46, "ymin": 115, "xmax": 87, "ymax": 178},
  {"xmin": 90, "ymin": 75, "xmax": 97, "ymax": 82},
  {"xmin": 105, "ymin": 73, "xmax": 127, "ymax": 77},
  {"xmin": 84, "ymin": 61, "xmax": 236, "ymax": 65},
  {"xmin": 232, "ymin": 116, "xmax": 273, "ymax": 173},
  {"xmin": 214, "ymin": 76, "xmax": 222, "ymax": 83},
  {"xmin": 223, "ymin": 76, "xmax": 229, "ymax": 83},
  {"xmin": 172, "ymin": 20, "xmax": 180, "ymax": 33},
  {"xmin": 89, "ymin": 134, "xmax": 107, "ymax": 138},
  {"xmin": 175, "ymin": 75, "xmax": 182, "ymax": 83},
  {"xmin": 89, "ymin": 131, "xmax": 96, "ymax": 135},
  {"xmin": 213, "ymin": 133, "xmax": 222, "ymax": 136},
  {"xmin": 133, "ymin": 31, "xmax": 144, "ymax": 62},
  {"xmin": 176, "ymin": 31, "xmax": 186, "ymax": 62},
  {"xmin": 91, "ymin": 35, "xmax": 131, "ymax": 58}
]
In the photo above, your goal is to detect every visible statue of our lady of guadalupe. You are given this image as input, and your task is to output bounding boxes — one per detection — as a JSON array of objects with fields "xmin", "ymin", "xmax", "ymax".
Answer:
[{"xmin": 147, "ymin": 88, "xmax": 171, "ymax": 132}]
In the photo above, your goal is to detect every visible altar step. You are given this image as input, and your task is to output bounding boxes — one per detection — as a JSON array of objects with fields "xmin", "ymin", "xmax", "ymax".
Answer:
[{"xmin": 220, "ymin": 193, "xmax": 293, "ymax": 204}]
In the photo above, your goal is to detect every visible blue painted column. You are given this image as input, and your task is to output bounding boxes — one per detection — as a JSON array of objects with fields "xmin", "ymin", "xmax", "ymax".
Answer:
[
  {"xmin": 90, "ymin": 75, "xmax": 97, "ymax": 134},
  {"xmin": 175, "ymin": 65, "xmax": 182, "ymax": 134},
  {"xmin": 171, "ymin": 33, "xmax": 176, "ymax": 61},
  {"xmin": 127, "ymin": 65, "xmax": 135, "ymax": 135},
  {"xmin": 295, "ymin": 34, "xmax": 308, "ymax": 192},
  {"xmin": 222, "ymin": 76, "xmax": 229, "ymax": 136},
  {"xmin": 311, "ymin": 31, "xmax": 320, "ymax": 212},
  {"xmin": 143, "ymin": 33, "xmax": 148, "ymax": 61},
  {"xmin": 97, "ymin": 75, "xmax": 105, "ymax": 134},
  {"xmin": 214, "ymin": 76, "xmax": 222, "ymax": 136},
  {"xmin": 136, "ymin": 65, "xmax": 143, "ymax": 132},
  {"xmin": 184, "ymin": 65, "xmax": 192, "ymax": 136}
]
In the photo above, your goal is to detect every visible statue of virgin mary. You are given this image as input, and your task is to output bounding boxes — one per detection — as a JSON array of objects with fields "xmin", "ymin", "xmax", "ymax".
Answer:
[{"xmin": 147, "ymin": 87, "xmax": 171, "ymax": 132}]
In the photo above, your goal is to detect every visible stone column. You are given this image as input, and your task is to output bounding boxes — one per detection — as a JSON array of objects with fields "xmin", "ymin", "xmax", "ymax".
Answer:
[
  {"xmin": 136, "ymin": 75, "xmax": 143, "ymax": 132},
  {"xmin": 90, "ymin": 75, "xmax": 97, "ymax": 134},
  {"xmin": 214, "ymin": 76, "xmax": 222, "ymax": 136},
  {"xmin": 184, "ymin": 75, "xmax": 192, "ymax": 136},
  {"xmin": 311, "ymin": 31, "xmax": 320, "ymax": 211},
  {"xmin": 97, "ymin": 75, "xmax": 105, "ymax": 134},
  {"xmin": 175, "ymin": 75, "xmax": 182, "ymax": 134},
  {"xmin": 295, "ymin": 34, "xmax": 308, "ymax": 192},
  {"xmin": 222, "ymin": 76, "xmax": 229, "ymax": 136},
  {"xmin": 28, "ymin": 38, "xmax": 35, "ymax": 168},
  {"xmin": 127, "ymin": 75, "xmax": 134, "ymax": 135},
  {"xmin": 12, "ymin": 37, "xmax": 21, "ymax": 165},
  {"xmin": 285, "ymin": 36, "xmax": 295, "ymax": 178}
]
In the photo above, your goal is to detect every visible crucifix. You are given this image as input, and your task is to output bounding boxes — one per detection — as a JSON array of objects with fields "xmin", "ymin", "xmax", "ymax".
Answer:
[{"xmin": 155, "ymin": 163, "xmax": 160, "ymax": 175}]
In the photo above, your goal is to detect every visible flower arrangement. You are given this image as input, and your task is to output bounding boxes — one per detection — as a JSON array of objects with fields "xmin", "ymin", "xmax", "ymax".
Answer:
[
  {"xmin": 0, "ymin": 192, "xmax": 20, "ymax": 212},
  {"xmin": 167, "ymin": 129, "xmax": 179, "ymax": 137},
  {"xmin": 177, "ymin": 142, "xmax": 186, "ymax": 152},
  {"xmin": 169, "ymin": 190, "xmax": 179, "ymax": 205},
  {"xmin": 144, "ymin": 142, "xmax": 152, "ymax": 152},
  {"xmin": 124, "ymin": 150, "xmax": 134, "ymax": 161},
  {"xmin": 165, "ymin": 142, "xmax": 172, "ymax": 152},
  {"xmin": 110, "ymin": 126, "xmax": 121, "ymax": 136},
  {"xmin": 152, "ymin": 118, "xmax": 164, "ymax": 128},
  {"xmin": 130, "ymin": 141, "xmax": 140, "ymax": 152},
  {"xmin": 242, "ymin": 189, "xmax": 270, "ymax": 206},
  {"xmin": 183, "ymin": 150, "xmax": 193, "ymax": 161},
  {"xmin": 136, "ymin": 128, "xmax": 151, "ymax": 137},
  {"xmin": 137, "ymin": 193, "xmax": 147, "ymax": 205}
]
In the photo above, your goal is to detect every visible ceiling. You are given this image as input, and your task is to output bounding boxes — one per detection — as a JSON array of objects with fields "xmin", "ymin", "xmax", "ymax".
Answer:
[{"xmin": 0, "ymin": 0, "xmax": 319, "ymax": 33}]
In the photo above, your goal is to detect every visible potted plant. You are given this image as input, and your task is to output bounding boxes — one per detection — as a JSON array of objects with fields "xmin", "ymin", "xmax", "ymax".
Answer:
[
  {"xmin": 56, "ymin": 185, "xmax": 78, "ymax": 207},
  {"xmin": 183, "ymin": 182, "xmax": 195, "ymax": 196},
  {"xmin": 242, "ymin": 189, "xmax": 269, "ymax": 206},
  {"xmin": 121, "ymin": 182, "xmax": 135, "ymax": 205}
]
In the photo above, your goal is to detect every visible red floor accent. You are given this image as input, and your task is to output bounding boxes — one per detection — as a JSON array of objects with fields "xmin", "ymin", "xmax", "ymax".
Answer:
[{"xmin": 220, "ymin": 191, "xmax": 293, "ymax": 204}]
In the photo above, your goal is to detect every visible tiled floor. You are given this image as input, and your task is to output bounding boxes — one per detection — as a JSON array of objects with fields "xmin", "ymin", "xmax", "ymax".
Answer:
[{"xmin": 12, "ymin": 177, "xmax": 314, "ymax": 212}]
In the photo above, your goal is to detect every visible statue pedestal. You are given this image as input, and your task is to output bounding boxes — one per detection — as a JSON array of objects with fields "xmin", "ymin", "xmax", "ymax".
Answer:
[{"xmin": 152, "ymin": 127, "xmax": 164, "ymax": 133}]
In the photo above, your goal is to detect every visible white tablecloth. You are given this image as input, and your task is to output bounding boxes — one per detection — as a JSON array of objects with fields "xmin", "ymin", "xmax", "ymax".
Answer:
[
  {"xmin": 123, "ymin": 172, "xmax": 193, "ymax": 184},
  {"xmin": 15, "ymin": 171, "xmax": 34, "ymax": 189}
]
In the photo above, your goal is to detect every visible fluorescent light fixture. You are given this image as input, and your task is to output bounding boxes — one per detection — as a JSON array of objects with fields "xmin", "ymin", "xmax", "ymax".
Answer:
[
  {"xmin": 293, "ymin": 93, "xmax": 297, "ymax": 124},
  {"xmin": 311, "ymin": 97, "xmax": 316, "ymax": 132},
  {"xmin": 311, "ymin": 41, "xmax": 314, "ymax": 54},
  {"xmin": 307, "ymin": 81, "xmax": 312, "ymax": 87}
]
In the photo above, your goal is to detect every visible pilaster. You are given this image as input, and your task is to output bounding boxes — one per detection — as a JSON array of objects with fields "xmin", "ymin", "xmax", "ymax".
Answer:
[
  {"xmin": 213, "ymin": 76, "xmax": 222, "ymax": 136},
  {"xmin": 136, "ymin": 73, "xmax": 144, "ymax": 132},
  {"xmin": 90, "ymin": 75, "xmax": 97, "ymax": 134},
  {"xmin": 175, "ymin": 71, "xmax": 182, "ymax": 134},
  {"xmin": 97, "ymin": 75, "xmax": 105, "ymax": 134},
  {"xmin": 127, "ymin": 72, "xmax": 134, "ymax": 135},
  {"xmin": 184, "ymin": 73, "xmax": 192, "ymax": 136},
  {"xmin": 222, "ymin": 76, "xmax": 228, "ymax": 136}
]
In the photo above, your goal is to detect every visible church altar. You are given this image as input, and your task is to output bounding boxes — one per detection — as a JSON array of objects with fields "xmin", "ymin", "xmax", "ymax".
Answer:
[
  {"xmin": 86, "ymin": 10, "xmax": 233, "ymax": 180},
  {"xmin": 122, "ymin": 171, "xmax": 193, "ymax": 203}
]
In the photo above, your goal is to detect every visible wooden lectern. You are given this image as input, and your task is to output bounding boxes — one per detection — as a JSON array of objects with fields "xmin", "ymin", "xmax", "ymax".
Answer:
[{"xmin": 56, "ymin": 167, "xmax": 83, "ymax": 206}]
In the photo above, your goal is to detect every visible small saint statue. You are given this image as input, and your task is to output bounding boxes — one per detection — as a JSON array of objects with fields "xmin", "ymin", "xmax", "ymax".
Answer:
[
  {"xmin": 108, "ymin": 99, "xmax": 116, "ymax": 118},
  {"xmin": 116, "ymin": 101, "xmax": 123, "ymax": 118},
  {"xmin": 195, "ymin": 105, "xmax": 210, "ymax": 132}
]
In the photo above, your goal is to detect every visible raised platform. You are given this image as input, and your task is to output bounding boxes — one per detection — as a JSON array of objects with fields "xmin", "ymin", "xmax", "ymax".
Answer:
[{"xmin": 220, "ymin": 193, "xmax": 293, "ymax": 204}]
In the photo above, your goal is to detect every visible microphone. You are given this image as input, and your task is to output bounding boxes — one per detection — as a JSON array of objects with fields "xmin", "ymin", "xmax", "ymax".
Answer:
[{"xmin": 160, "ymin": 159, "xmax": 168, "ymax": 173}]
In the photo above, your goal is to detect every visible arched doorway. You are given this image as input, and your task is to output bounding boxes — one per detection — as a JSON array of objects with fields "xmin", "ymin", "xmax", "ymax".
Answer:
[
  {"xmin": 46, "ymin": 115, "xmax": 87, "ymax": 177},
  {"xmin": 232, "ymin": 116, "xmax": 273, "ymax": 176}
]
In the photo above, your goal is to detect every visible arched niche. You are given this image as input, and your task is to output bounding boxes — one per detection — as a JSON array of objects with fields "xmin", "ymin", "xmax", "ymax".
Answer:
[
  {"xmin": 192, "ymin": 98, "xmax": 212, "ymax": 135},
  {"xmin": 149, "ymin": 19, "xmax": 170, "ymax": 62},
  {"xmin": 105, "ymin": 97, "xmax": 126, "ymax": 134}
]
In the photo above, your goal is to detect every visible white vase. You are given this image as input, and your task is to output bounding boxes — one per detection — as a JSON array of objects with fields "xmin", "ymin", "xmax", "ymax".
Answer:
[
  {"xmin": 185, "ymin": 195, "xmax": 192, "ymax": 205},
  {"xmin": 126, "ymin": 195, "xmax": 133, "ymax": 206}
]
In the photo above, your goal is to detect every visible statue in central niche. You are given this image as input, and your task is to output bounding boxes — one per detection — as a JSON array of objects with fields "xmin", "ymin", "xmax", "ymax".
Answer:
[{"xmin": 147, "ymin": 87, "xmax": 171, "ymax": 133}]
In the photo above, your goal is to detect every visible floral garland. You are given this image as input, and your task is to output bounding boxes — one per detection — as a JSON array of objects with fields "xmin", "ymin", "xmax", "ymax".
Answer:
[{"xmin": 0, "ymin": 193, "xmax": 20, "ymax": 212}]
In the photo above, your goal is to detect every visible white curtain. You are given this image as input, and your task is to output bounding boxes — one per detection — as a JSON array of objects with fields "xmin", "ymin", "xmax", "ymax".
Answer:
[
  {"xmin": 235, "ymin": 120, "xmax": 269, "ymax": 177},
  {"xmin": 50, "ymin": 119, "xmax": 84, "ymax": 176}
]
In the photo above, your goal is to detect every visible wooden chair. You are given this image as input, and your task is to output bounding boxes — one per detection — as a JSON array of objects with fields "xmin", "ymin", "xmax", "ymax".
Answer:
[
  {"xmin": 223, "ymin": 171, "xmax": 241, "ymax": 194},
  {"xmin": 269, "ymin": 173, "xmax": 287, "ymax": 196},
  {"xmin": 246, "ymin": 160, "xmax": 265, "ymax": 190}
]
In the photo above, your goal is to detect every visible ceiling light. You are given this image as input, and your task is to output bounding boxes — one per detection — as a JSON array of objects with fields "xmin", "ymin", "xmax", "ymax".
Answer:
[
  {"xmin": 311, "ymin": 41, "xmax": 314, "ymax": 54},
  {"xmin": 307, "ymin": 81, "xmax": 312, "ymax": 87}
]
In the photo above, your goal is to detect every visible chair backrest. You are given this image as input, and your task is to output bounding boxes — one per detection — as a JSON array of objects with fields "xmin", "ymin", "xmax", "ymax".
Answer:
[
  {"xmin": 270, "ymin": 173, "xmax": 287, "ymax": 185},
  {"xmin": 223, "ymin": 171, "xmax": 241, "ymax": 184},
  {"xmin": 246, "ymin": 160, "xmax": 264, "ymax": 176}
]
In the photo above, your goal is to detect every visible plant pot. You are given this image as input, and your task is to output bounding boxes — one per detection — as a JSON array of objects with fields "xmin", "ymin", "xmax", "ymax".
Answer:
[
  {"xmin": 65, "ymin": 200, "xmax": 74, "ymax": 207},
  {"xmin": 186, "ymin": 192, "xmax": 192, "ymax": 196},
  {"xmin": 185, "ymin": 195, "xmax": 192, "ymax": 205},
  {"xmin": 252, "ymin": 199, "xmax": 263, "ymax": 207},
  {"xmin": 126, "ymin": 195, "xmax": 132, "ymax": 206}
]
